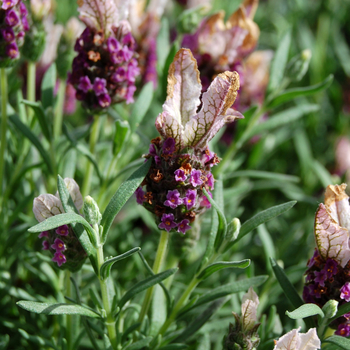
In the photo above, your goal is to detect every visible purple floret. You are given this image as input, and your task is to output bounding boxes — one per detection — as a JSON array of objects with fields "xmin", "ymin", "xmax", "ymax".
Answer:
[
  {"xmin": 325, "ymin": 258, "xmax": 338, "ymax": 278},
  {"xmin": 52, "ymin": 251, "xmax": 67, "ymax": 267},
  {"xmin": 56, "ymin": 225, "xmax": 69, "ymax": 236},
  {"xmin": 125, "ymin": 85, "xmax": 136, "ymax": 104},
  {"xmin": 149, "ymin": 143, "xmax": 157, "ymax": 156},
  {"xmin": 111, "ymin": 67, "xmax": 127, "ymax": 83},
  {"xmin": 200, "ymin": 191, "xmax": 212, "ymax": 208},
  {"xmin": 335, "ymin": 323, "xmax": 350, "ymax": 337},
  {"xmin": 190, "ymin": 169, "xmax": 203, "ymax": 187},
  {"xmin": 2, "ymin": 28, "xmax": 15, "ymax": 42},
  {"xmin": 175, "ymin": 169, "xmax": 187, "ymax": 182},
  {"xmin": 158, "ymin": 213, "xmax": 177, "ymax": 232},
  {"xmin": 38, "ymin": 231, "xmax": 48, "ymax": 238},
  {"xmin": 93, "ymin": 77, "xmax": 108, "ymax": 96},
  {"xmin": 164, "ymin": 190, "xmax": 183, "ymax": 209},
  {"xmin": 184, "ymin": 189, "xmax": 196, "ymax": 210},
  {"xmin": 6, "ymin": 42, "xmax": 18, "ymax": 58},
  {"xmin": 340, "ymin": 282, "xmax": 350, "ymax": 302},
  {"xmin": 177, "ymin": 219, "xmax": 191, "ymax": 234},
  {"xmin": 162, "ymin": 138, "xmax": 175, "ymax": 154},
  {"xmin": 5, "ymin": 10, "xmax": 19, "ymax": 27},
  {"xmin": 42, "ymin": 240, "xmax": 50, "ymax": 250},
  {"xmin": 107, "ymin": 37, "xmax": 120, "ymax": 53},
  {"xmin": 314, "ymin": 269, "xmax": 327, "ymax": 287},
  {"xmin": 135, "ymin": 187, "xmax": 145, "ymax": 204},
  {"xmin": 98, "ymin": 93, "xmax": 111, "ymax": 108},
  {"xmin": 206, "ymin": 172, "xmax": 214, "ymax": 189},
  {"xmin": 51, "ymin": 238, "xmax": 66, "ymax": 252},
  {"xmin": 78, "ymin": 76, "xmax": 92, "ymax": 93},
  {"xmin": 2, "ymin": 0, "xmax": 17, "ymax": 10}
]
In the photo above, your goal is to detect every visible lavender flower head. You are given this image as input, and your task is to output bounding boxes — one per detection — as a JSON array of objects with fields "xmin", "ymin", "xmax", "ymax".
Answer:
[
  {"xmin": 33, "ymin": 178, "xmax": 87, "ymax": 272},
  {"xmin": 135, "ymin": 48, "xmax": 243, "ymax": 234},
  {"xmin": 68, "ymin": 0, "xmax": 140, "ymax": 113},
  {"xmin": 303, "ymin": 184, "xmax": 350, "ymax": 335},
  {"xmin": 0, "ymin": 0, "xmax": 29, "ymax": 66}
]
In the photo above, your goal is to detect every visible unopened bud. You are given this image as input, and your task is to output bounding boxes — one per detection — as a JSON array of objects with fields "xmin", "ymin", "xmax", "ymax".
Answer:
[
  {"xmin": 225, "ymin": 218, "xmax": 241, "ymax": 242},
  {"xmin": 285, "ymin": 49, "xmax": 312, "ymax": 82},
  {"xmin": 322, "ymin": 299, "xmax": 338, "ymax": 319},
  {"xmin": 30, "ymin": 0, "xmax": 52, "ymax": 22},
  {"xmin": 83, "ymin": 196, "xmax": 102, "ymax": 225}
]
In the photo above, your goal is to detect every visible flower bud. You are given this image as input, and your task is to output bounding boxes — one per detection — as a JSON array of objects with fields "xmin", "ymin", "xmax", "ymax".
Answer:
[
  {"xmin": 322, "ymin": 299, "xmax": 338, "ymax": 319},
  {"xmin": 83, "ymin": 196, "xmax": 102, "ymax": 225},
  {"xmin": 225, "ymin": 218, "xmax": 241, "ymax": 242},
  {"xmin": 30, "ymin": 0, "xmax": 52, "ymax": 22},
  {"xmin": 285, "ymin": 49, "xmax": 311, "ymax": 82}
]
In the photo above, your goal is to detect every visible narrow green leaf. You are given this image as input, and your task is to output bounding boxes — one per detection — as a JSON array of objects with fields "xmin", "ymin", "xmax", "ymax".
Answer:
[
  {"xmin": 18, "ymin": 329, "xmax": 58, "ymax": 350},
  {"xmin": 173, "ymin": 298, "xmax": 227, "ymax": 343},
  {"xmin": 41, "ymin": 63, "xmax": 56, "ymax": 110},
  {"xmin": 267, "ymin": 30, "xmax": 292, "ymax": 94},
  {"xmin": 311, "ymin": 160, "xmax": 334, "ymax": 188},
  {"xmin": 270, "ymin": 258, "xmax": 314, "ymax": 330},
  {"xmin": 103, "ymin": 334, "xmax": 113, "ymax": 350},
  {"xmin": 324, "ymin": 335, "xmax": 350, "ymax": 350},
  {"xmin": 197, "ymin": 260, "xmax": 250, "ymax": 280},
  {"xmin": 22, "ymin": 100, "xmax": 51, "ymax": 141},
  {"xmin": 286, "ymin": 303, "xmax": 324, "ymax": 319},
  {"xmin": 330, "ymin": 302, "xmax": 350, "ymax": 323},
  {"xmin": 9, "ymin": 114, "xmax": 53, "ymax": 173},
  {"xmin": 124, "ymin": 337, "xmax": 152, "ymax": 350},
  {"xmin": 76, "ymin": 143, "xmax": 103, "ymax": 182},
  {"xmin": 101, "ymin": 159, "xmax": 151, "ymax": 243},
  {"xmin": 129, "ymin": 82, "xmax": 154, "ymax": 132},
  {"xmin": 17, "ymin": 301, "xmax": 100, "ymax": 318},
  {"xmin": 178, "ymin": 276, "xmax": 267, "ymax": 317},
  {"xmin": 246, "ymin": 104, "xmax": 319, "ymax": 139},
  {"xmin": 235, "ymin": 201, "xmax": 297, "ymax": 244},
  {"xmin": 224, "ymin": 170, "xmax": 299, "ymax": 183},
  {"xmin": 267, "ymin": 75, "xmax": 333, "ymax": 108},
  {"xmin": 121, "ymin": 323, "xmax": 141, "ymax": 344},
  {"xmin": 159, "ymin": 345, "xmax": 188, "ymax": 350},
  {"xmin": 113, "ymin": 120, "xmax": 130, "ymax": 155},
  {"xmin": 118, "ymin": 268, "xmax": 178, "ymax": 310},
  {"xmin": 333, "ymin": 26, "xmax": 350, "ymax": 77},
  {"xmin": 202, "ymin": 188, "xmax": 227, "ymax": 251},
  {"xmin": 100, "ymin": 247, "xmax": 141, "ymax": 279},
  {"xmin": 157, "ymin": 17, "xmax": 170, "ymax": 73},
  {"xmin": 57, "ymin": 175, "xmax": 98, "ymax": 273}
]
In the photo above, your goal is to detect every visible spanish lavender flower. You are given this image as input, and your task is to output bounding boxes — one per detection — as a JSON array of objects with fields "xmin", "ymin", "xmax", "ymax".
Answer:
[
  {"xmin": 272, "ymin": 327, "xmax": 320, "ymax": 350},
  {"xmin": 68, "ymin": 0, "xmax": 140, "ymax": 113},
  {"xmin": 164, "ymin": 190, "xmax": 183, "ymax": 209},
  {"xmin": 303, "ymin": 184, "xmax": 350, "ymax": 335},
  {"xmin": 0, "ymin": 0, "xmax": 29, "ymax": 67},
  {"xmin": 34, "ymin": 178, "xmax": 87, "ymax": 271},
  {"xmin": 136, "ymin": 49, "xmax": 243, "ymax": 234},
  {"xmin": 158, "ymin": 213, "xmax": 178, "ymax": 232}
]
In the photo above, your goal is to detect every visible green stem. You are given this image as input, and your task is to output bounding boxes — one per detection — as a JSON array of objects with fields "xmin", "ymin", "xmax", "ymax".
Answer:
[
  {"xmin": 214, "ymin": 106, "xmax": 265, "ymax": 176},
  {"xmin": 54, "ymin": 79, "xmax": 66, "ymax": 140},
  {"xmin": 137, "ymin": 231, "xmax": 169, "ymax": 326},
  {"xmin": 82, "ymin": 116, "xmax": 100, "ymax": 197},
  {"xmin": 0, "ymin": 68, "xmax": 8, "ymax": 209},
  {"xmin": 27, "ymin": 61, "xmax": 36, "ymax": 124},
  {"xmin": 65, "ymin": 271, "xmax": 73, "ymax": 350},
  {"xmin": 96, "ymin": 226, "xmax": 118, "ymax": 350}
]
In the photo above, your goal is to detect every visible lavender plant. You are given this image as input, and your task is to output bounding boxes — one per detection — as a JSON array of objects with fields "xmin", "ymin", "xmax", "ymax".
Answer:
[{"xmin": 1, "ymin": 0, "xmax": 350, "ymax": 349}]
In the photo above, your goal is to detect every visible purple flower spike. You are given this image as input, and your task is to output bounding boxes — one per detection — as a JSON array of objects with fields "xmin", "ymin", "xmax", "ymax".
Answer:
[
  {"xmin": 21, "ymin": 16, "xmax": 29, "ymax": 31},
  {"xmin": 190, "ymin": 169, "xmax": 203, "ymax": 187},
  {"xmin": 177, "ymin": 219, "xmax": 191, "ymax": 234},
  {"xmin": 5, "ymin": 10, "xmax": 19, "ymax": 27},
  {"xmin": 154, "ymin": 156, "xmax": 161, "ymax": 165},
  {"xmin": 42, "ymin": 240, "xmax": 50, "ymax": 250},
  {"xmin": 2, "ymin": 28, "xmax": 15, "ymax": 42},
  {"xmin": 111, "ymin": 50, "xmax": 125, "ymax": 64},
  {"xmin": 125, "ymin": 85, "xmax": 136, "ymax": 104},
  {"xmin": 158, "ymin": 213, "xmax": 177, "ymax": 232},
  {"xmin": 206, "ymin": 173, "xmax": 214, "ymax": 189},
  {"xmin": 314, "ymin": 270, "xmax": 327, "ymax": 287},
  {"xmin": 164, "ymin": 190, "xmax": 183, "ymax": 209},
  {"xmin": 51, "ymin": 238, "xmax": 66, "ymax": 252},
  {"xmin": 38, "ymin": 231, "xmax": 49, "ymax": 238},
  {"xmin": 6, "ymin": 42, "xmax": 18, "ymax": 58},
  {"xmin": 174, "ymin": 169, "xmax": 187, "ymax": 182},
  {"xmin": 52, "ymin": 252, "xmax": 67, "ymax": 267},
  {"xmin": 107, "ymin": 37, "xmax": 120, "ymax": 53},
  {"xmin": 2, "ymin": 0, "xmax": 17, "ymax": 10},
  {"xmin": 135, "ymin": 187, "xmax": 145, "ymax": 205},
  {"xmin": 335, "ymin": 323, "xmax": 350, "ymax": 337},
  {"xmin": 123, "ymin": 32, "xmax": 135, "ymax": 47},
  {"xmin": 78, "ymin": 76, "xmax": 92, "ymax": 93},
  {"xmin": 56, "ymin": 225, "xmax": 69, "ymax": 236},
  {"xmin": 162, "ymin": 138, "xmax": 175, "ymax": 155},
  {"xmin": 325, "ymin": 258, "xmax": 338, "ymax": 278},
  {"xmin": 93, "ymin": 78, "xmax": 108, "ymax": 96},
  {"xmin": 98, "ymin": 93, "xmax": 111, "ymax": 108},
  {"xmin": 111, "ymin": 67, "xmax": 126, "ymax": 83},
  {"xmin": 340, "ymin": 282, "xmax": 350, "ymax": 302},
  {"xmin": 184, "ymin": 189, "xmax": 196, "ymax": 210},
  {"xmin": 127, "ymin": 61, "xmax": 140, "ymax": 82},
  {"xmin": 200, "ymin": 191, "xmax": 212, "ymax": 209},
  {"xmin": 19, "ymin": 2, "xmax": 27, "ymax": 15}
]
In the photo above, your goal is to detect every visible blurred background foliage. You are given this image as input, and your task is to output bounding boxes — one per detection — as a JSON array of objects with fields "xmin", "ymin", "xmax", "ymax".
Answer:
[{"xmin": 2, "ymin": 0, "xmax": 350, "ymax": 349}]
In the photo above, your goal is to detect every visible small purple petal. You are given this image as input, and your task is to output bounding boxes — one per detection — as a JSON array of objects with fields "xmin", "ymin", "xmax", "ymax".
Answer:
[
  {"xmin": 38, "ymin": 231, "xmax": 49, "ymax": 238},
  {"xmin": 325, "ymin": 258, "xmax": 338, "ymax": 278},
  {"xmin": 42, "ymin": 240, "xmax": 50, "ymax": 250},
  {"xmin": 93, "ymin": 77, "xmax": 108, "ymax": 96},
  {"xmin": 164, "ymin": 190, "xmax": 183, "ymax": 209},
  {"xmin": 111, "ymin": 50, "xmax": 125, "ymax": 64},
  {"xmin": 19, "ymin": 2, "xmax": 27, "ymax": 15},
  {"xmin": 52, "ymin": 252, "xmax": 67, "ymax": 267},
  {"xmin": 335, "ymin": 323, "xmax": 350, "ymax": 337},
  {"xmin": 206, "ymin": 173, "xmax": 214, "ymax": 189},
  {"xmin": 21, "ymin": 16, "xmax": 29, "ymax": 31},
  {"xmin": 158, "ymin": 213, "xmax": 177, "ymax": 232},
  {"xmin": 314, "ymin": 270, "xmax": 327, "ymax": 287},
  {"xmin": 78, "ymin": 76, "xmax": 92, "ymax": 93},
  {"xmin": 154, "ymin": 156, "xmax": 161, "ymax": 165},
  {"xmin": 5, "ymin": 10, "xmax": 19, "ymax": 27},
  {"xmin": 51, "ymin": 238, "xmax": 66, "ymax": 252},
  {"xmin": 190, "ymin": 169, "xmax": 203, "ymax": 187},
  {"xmin": 125, "ymin": 85, "xmax": 136, "ymax": 104},
  {"xmin": 184, "ymin": 189, "xmax": 196, "ymax": 210},
  {"xmin": 200, "ymin": 191, "xmax": 212, "ymax": 209},
  {"xmin": 6, "ymin": 42, "xmax": 18, "ymax": 58},
  {"xmin": 107, "ymin": 37, "xmax": 120, "ymax": 53},
  {"xmin": 135, "ymin": 187, "xmax": 145, "ymax": 205},
  {"xmin": 162, "ymin": 138, "xmax": 175, "ymax": 155},
  {"xmin": 2, "ymin": 28, "xmax": 15, "ymax": 42},
  {"xmin": 175, "ymin": 169, "xmax": 187, "ymax": 182},
  {"xmin": 340, "ymin": 282, "xmax": 350, "ymax": 302},
  {"xmin": 56, "ymin": 225, "xmax": 69, "ymax": 236},
  {"xmin": 177, "ymin": 219, "xmax": 191, "ymax": 234},
  {"xmin": 98, "ymin": 93, "xmax": 111, "ymax": 108},
  {"xmin": 149, "ymin": 143, "xmax": 157, "ymax": 156},
  {"xmin": 2, "ymin": 0, "xmax": 17, "ymax": 10},
  {"xmin": 111, "ymin": 66, "xmax": 127, "ymax": 83}
]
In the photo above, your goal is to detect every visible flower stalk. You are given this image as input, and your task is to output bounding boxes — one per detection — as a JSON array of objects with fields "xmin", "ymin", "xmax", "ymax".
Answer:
[
  {"xmin": 0, "ymin": 68, "xmax": 8, "ymax": 208},
  {"xmin": 54, "ymin": 79, "xmax": 67, "ymax": 140},
  {"xmin": 65, "ymin": 271, "xmax": 73, "ymax": 350},
  {"xmin": 27, "ymin": 61, "xmax": 36, "ymax": 124}
]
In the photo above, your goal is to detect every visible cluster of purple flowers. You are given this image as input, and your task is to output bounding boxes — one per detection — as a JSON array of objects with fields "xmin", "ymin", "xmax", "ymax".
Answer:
[
  {"xmin": 135, "ymin": 136, "xmax": 217, "ymax": 234},
  {"xmin": 38, "ymin": 224, "xmax": 86, "ymax": 271},
  {"xmin": 303, "ymin": 249, "xmax": 350, "ymax": 336},
  {"xmin": 0, "ymin": 0, "xmax": 29, "ymax": 66},
  {"xmin": 68, "ymin": 25, "xmax": 139, "ymax": 113}
]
